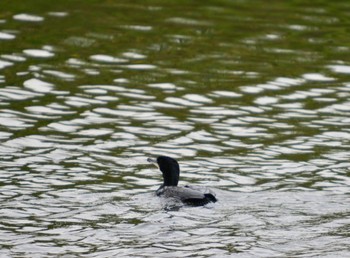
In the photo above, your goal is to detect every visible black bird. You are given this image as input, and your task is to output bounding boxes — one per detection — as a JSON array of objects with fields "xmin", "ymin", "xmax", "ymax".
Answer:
[{"xmin": 147, "ymin": 156, "xmax": 217, "ymax": 206}]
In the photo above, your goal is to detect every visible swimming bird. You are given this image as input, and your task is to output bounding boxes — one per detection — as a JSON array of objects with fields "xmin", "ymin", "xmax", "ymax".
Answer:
[{"xmin": 147, "ymin": 156, "xmax": 217, "ymax": 206}]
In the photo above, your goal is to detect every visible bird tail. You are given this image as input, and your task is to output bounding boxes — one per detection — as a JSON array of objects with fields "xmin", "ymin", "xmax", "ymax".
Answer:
[{"xmin": 204, "ymin": 193, "xmax": 217, "ymax": 203}]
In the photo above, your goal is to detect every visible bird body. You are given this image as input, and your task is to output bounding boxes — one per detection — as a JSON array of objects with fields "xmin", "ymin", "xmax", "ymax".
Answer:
[{"xmin": 148, "ymin": 156, "xmax": 217, "ymax": 206}]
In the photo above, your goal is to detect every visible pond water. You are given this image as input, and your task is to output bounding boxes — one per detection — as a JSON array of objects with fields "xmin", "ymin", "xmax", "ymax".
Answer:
[{"xmin": 1, "ymin": 0, "xmax": 349, "ymax": 257}]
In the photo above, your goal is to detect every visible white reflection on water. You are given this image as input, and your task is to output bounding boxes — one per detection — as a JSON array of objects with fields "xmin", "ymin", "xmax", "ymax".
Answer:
[
  {"xmin": 122, "ymin": 52, "xmax": 146, "ymax": 59},
  {"xmin": 120, "ymin": 25, "xmax": 153, "ymax": 31},
  {"xmin": 43, "ymin": 70, "xmax": 75, "ymax": 80},
  {"xmin": 328, "ymin": 64, "xmax": 350, "ymax": 74},
  {"xmin": 23, "ymin": 49, "xmax": 54, "ymax": 58},
  {"xmin": 0, "ymin": 32, "xmax": 16, "ymax": 40},
  {"xmin": 302, "ymin": 73, "xmax": 335, "ymax": 81},
  {"xmin": 1, "ymin": 54, "xmax": 26, "ymax": 62},
  {"xmin": 0, "ymin": 59, "xmax": 13, "ymax": 69},
  {"xmin": 24, "ymin": 78, "xmax": 54, "ymax": 93},
  {"xmin": 13, "ymin": 13, "xmax": 44, "ymax": 22},
  {"xmin": 122, "ymin": 64, "xmax": 157, "ymax": 70},
  {"xmin": 148, "ymin": 82, "xmax": 178, "ymax": 90},
  {"xmin": 90, "ymin": 55, "xmax": 128, "ymax": 63}
]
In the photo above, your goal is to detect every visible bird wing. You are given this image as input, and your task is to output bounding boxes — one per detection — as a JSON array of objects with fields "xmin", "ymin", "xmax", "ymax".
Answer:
[
  {"xmin": 184, "ymin": 185, "xmax": 216, "ymax": 196},
  {"xmin": 162, "ymin": 186, "xmax": 206, "ymax": 201}
]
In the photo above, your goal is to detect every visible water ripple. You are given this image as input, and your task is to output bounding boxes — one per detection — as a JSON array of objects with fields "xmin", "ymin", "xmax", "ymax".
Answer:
[
  {"xmin": 23, "ymin": 78, "xmax": 54, "ymax": 93},
  {"xmin": 13, "ymin": 13, "xmax": 44, "ymax": 22},
  {"xmin": 23, "ymin": 49, "xmax": 54, "ymax": 58},
  {"xmin": 0, "ymin": 32, "xmax": 16, "ymax": 40},
  {"xmin": 1, "ymin": 1, "xmax": 350, "ymax": 257},
  {"xmin": 90, "ymin": 55, "xmax": 128, "ymax": 63}
]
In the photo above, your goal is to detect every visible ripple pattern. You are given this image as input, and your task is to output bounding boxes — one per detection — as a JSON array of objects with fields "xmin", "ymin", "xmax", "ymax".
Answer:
[{"xmin": 0, "ymin": 1, "xmax": 349, "ymax": 257}]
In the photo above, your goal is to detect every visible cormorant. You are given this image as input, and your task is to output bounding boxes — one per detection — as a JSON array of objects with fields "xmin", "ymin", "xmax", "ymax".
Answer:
[{"xmin": 147, "ymin": 156, "xmax": 217, "ymax": 206}]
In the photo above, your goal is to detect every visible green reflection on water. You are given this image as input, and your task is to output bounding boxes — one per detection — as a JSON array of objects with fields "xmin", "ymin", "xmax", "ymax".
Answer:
[
  {"xmin": 2, "ymin": 0, "xmax": 348, "ymax": 86},
  {"xmin": 1, "ymin": 0, "xmax": 349, "ymax": 166}
]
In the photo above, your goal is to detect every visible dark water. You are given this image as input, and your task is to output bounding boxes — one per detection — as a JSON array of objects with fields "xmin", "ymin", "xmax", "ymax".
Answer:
[{"xmin": 1, "ymin": 0, "xmax": 349, "ymax": 257}]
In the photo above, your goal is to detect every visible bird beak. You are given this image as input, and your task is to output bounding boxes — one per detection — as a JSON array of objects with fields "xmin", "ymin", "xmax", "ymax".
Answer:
[{"xmin": 147, "ymin": 157, "xmax": 159, "ymax": 169}]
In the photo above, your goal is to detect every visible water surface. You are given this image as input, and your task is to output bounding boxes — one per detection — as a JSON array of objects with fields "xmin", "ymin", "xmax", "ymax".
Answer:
[{"xmin": 0, "ymin": 0, "xmax": 349, "ymax": 257}]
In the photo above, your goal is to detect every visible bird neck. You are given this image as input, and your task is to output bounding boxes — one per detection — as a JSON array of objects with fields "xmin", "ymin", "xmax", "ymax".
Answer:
[{"xmin": 163, "ymin": 170, "xmax": 179, "ymax": 186}]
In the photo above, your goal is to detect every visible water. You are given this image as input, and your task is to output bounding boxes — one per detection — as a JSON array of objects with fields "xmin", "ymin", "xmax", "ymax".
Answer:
[{"xmin": 1, "ymin": 0, "xmax": 349, "ymax": 257}]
